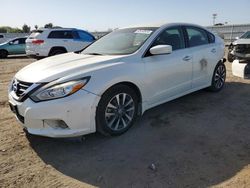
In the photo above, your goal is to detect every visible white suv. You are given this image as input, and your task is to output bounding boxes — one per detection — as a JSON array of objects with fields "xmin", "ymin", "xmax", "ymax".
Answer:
[
  {"xmin": 26, "ymin": 28, "xmax": 95, "ymax": 58},
  {"xmin": 9, "ymin": 23, "xmax": 225, "ymax": 138}
]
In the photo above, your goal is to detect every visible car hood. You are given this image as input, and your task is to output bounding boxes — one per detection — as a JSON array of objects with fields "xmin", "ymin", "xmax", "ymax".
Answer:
[
  {"xmin": 233, "ymin": 39, "xmax": 250, "ymax": 45},
  {"xmin": 15, "ymin": 52, "xmax": 125, "ymax": 83},
  {"xmin": 0, "ymin": 42, "xmax": 7, "ymax": 47}
]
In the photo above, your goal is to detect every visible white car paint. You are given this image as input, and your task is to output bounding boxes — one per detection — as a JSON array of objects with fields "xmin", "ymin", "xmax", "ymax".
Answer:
[
  {"xmin": 232, "ymin": 59, "xmax": 250, "ymax": 79},
  {"xmin": 8, "ymin": 23, "xmax": 225, "ymax": 138}
]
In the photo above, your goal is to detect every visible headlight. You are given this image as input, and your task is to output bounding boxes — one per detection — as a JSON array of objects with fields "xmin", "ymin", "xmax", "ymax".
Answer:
[{"xmin": 30, "ymin": 77, "xmax": 90, "ymax": 102}]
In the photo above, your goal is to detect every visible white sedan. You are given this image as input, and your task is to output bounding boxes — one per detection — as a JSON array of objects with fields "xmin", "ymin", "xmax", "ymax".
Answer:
[{"xmin": 8, "ymin": 23, "xmax": 226, "ymax": 138}]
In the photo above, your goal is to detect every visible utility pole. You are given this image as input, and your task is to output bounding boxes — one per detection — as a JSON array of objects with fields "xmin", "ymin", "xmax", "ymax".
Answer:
[{"xmin": 212, "ymin": 13, "xmax": 217, "ymax": 25}]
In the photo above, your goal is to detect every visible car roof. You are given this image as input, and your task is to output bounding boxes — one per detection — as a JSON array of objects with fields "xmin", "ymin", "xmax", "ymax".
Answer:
[
  {"xmin": 120, "ymin": 22, "xmax": 208, "ymax": 31},
  {"xmin": 32, "ymin": 28, "xmax": 94, "ymax": 36},
  {"xmin": 38, "ymin": 28, "xmax": 81, "ymax": 31}
]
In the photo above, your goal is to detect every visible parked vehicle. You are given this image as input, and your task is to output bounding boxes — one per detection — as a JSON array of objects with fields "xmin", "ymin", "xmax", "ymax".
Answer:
[
  {"xmin": 8, "ymin": 23, "xmax": 226, "ymax": 138},
  {"xmin": 0, "ymin": 37, "xmax": 27, "ymax": 58},
  {"xmin": 25, "ymin": 28, "xmax": 95, "ymax": 58},
  {"xmin": 230, "ymin": 31, "xmax": 250, "ymax": 78},
  {"xmin": 227, "ymin": 31, "xmax": 250, "ymax": 62}
]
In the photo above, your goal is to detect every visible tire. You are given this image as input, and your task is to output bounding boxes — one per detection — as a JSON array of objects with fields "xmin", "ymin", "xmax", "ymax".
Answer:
[
  {"xmin": 208, "ymin": 62, "xmax": 226, "ymax": 92},
  {"xmin": 96, "ymin": 85, "xmax": 139, "ymax": 136},
  {"xmin": 49, "ymin": 49, "xmax": 66, "ymax": 56},
  {"xmin": 227, "ymin": 52, "xmax": 235, "ymax": 63},
  {"xmin": 0, "ymin": 50, "xmax": 8, "ymax": 58}
]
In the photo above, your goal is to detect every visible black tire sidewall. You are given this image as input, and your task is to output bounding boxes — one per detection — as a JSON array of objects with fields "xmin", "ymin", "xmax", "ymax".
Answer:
[
  {"xmin": 50, "ymin": 49, "xmax": 66, "ymax": 56},
  {"xmin": 210, "ymin": 62, "xmax": 226, "ymax": 92},
  {"xmin": 0, "ymin": 50, "xmax": 8, "ymax": 58},
  {"xmin": 96, "ymin": 85, "xmax": 139, "ymax": 136}
]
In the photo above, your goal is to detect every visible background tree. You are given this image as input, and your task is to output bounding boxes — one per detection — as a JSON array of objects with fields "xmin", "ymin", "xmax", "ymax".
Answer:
[
  {"xmin": 0, "ymin": 26, "xmax": 22, "ymax": 33},
  {"xmin": 44, "ymin": 23, "xmax": 53, "ymax": 28},
  {"xmin": 34, "ymin": 25, "xmax": 38, "ymax": 30},
  {"xmin": 22, "ymin": 24, "xmax": 31, "ymax": 33}
]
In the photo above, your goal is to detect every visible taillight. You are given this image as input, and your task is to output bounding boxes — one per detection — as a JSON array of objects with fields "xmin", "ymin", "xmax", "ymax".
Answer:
[{"xmin": 32, "ymin": 39, "xmax": 44, "ymax": 45}]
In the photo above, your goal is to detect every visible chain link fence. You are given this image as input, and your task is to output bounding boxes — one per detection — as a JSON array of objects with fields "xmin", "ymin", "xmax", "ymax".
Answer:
[{"xmin": 207, "ymin": 24, "xmax": 250, "ymax": 45}]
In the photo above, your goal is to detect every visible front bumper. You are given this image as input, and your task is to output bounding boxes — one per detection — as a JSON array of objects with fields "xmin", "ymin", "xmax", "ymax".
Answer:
[
  {"xmin": 8, "ymin": 89, "xmax": 100, "ymax": 138},
  {"xmin": 232, "ymin": 59, "xmax": 250, "ymax": 79}
]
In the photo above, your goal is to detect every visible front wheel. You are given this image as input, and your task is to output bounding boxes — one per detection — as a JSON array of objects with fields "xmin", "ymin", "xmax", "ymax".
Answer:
[
  {"xmin": 96, "ymin": 85, "xmax": 138, "ymax": 136},
  {"xmin": 208, "ymin": 62, "xmax": 226, "ymax": 92},
  {"xmin": 0, "ymin": 50, "xmax": 8, "ymax": 58}
]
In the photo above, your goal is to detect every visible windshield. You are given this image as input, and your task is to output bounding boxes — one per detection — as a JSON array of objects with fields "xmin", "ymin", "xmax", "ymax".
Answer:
[
  {"xmin": 28, "ymin": 30, "xmax": 43, "ymax": 39},
  {"xmin": 82, "ymin": 27, "xmax": 157, "ymax": 55},
  {"xmin": 240, "ymin": 31, "xmax": 250, "ymax": 39}
]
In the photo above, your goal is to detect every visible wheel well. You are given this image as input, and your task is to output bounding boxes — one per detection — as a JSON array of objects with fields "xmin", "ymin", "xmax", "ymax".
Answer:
[
  {"xmin": 0, "ymin": 49, "xmax": 8, "ymax": 54},
  {"xmin": 103, "ymin": 82, "xmax": 143, "ymax": 115},
  {"xmin": 49, "ymin": 47, "xmax": 67, "ymax": 55}
]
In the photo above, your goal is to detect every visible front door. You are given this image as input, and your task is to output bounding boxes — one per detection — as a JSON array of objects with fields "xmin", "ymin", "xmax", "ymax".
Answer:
[{"xmin": 143, "ymin": 27, "xmax": 193, "ymax": 106}]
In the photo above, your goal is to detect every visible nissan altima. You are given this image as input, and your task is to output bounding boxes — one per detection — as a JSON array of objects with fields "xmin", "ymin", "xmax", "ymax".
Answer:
[{"xmin": 8, "ymin": 23, "xmax": 226, "ymax": 138}]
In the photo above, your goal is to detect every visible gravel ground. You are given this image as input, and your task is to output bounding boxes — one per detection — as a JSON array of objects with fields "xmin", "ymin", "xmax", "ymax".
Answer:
[{"xmin": 0, "ymin": 54, "xmax": 250, "ymax": 188}]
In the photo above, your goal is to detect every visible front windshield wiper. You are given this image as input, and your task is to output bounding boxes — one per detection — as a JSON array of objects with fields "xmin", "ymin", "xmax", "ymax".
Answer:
[{"xmin": 84, "ymin": 53, "xmax": 104, "ymax": 55}]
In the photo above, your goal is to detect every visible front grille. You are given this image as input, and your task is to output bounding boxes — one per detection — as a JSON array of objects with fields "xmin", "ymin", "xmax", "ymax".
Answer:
[
  {"xmin": 235, "ymin": 44, "xmax": 250, "ymax": 54},
  {"xmin": 12, "ymin": 79, "xmax": 33, "ymax": 97}
]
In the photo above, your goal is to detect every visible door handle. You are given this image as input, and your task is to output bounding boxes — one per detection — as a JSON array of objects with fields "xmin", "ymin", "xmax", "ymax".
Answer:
[
  {"xmin": 211, "ymin": 48, "xmax": 216, "ymax": 53},
  {"xmin": 183, "ymin": 56, "xmax": 192, "ymax": 61}
]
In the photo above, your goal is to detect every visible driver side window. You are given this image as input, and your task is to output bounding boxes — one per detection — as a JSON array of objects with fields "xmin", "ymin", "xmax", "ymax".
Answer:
[
  {"xmin": 152, "ymin": 27, "xmax": 185, "ymax": 51},
  {"xmin": 11, "ymin": 39, "xmax": 19, "ymax": 45}
]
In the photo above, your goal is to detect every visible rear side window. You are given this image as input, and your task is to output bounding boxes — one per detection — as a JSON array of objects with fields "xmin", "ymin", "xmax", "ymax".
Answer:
[
  {"xmin": 29, "ymin": 30, "xmax": 43, "ymax": 39},
  {"xmin": 48, "ymin": 31, "xmax": 74, "ymax": 39},
  {"xmin": 207, "ymin": 32, "xmax": 215, "ymax": 43},
  {"xmin": 152, "ymin": 27, "xmax": 185, "ymax": 51},
  {"xmin": 186, "ymin": 27, "xmax": 209, "ymax": 47},
  {"xmin": 77, "ymin": 31, "xmax": 94, "ymax": 42}
]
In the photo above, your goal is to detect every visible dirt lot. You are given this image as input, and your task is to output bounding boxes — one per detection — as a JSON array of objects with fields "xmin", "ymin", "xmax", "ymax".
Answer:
[{"xmin": 0, "ymin": 55, "xmax": 250, "ymax": 188}]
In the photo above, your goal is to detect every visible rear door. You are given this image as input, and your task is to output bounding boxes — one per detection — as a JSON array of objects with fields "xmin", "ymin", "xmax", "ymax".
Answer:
[
  {"xmin": 184, "ymin": 26, "xmax": 218, "ymax": 88},
  {"xmin": 47, "ymin": 30, "xmax": 75, "ymax": 52}
]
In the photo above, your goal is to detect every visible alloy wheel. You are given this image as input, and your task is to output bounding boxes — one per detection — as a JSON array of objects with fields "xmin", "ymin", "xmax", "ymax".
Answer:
[
  {"xmin": 105, "ymin": 93, "xmax": 135, "ymax": 131},
  {"xmin": 214, "ymin": 64, "xmax": 226, "ymax": 89}
]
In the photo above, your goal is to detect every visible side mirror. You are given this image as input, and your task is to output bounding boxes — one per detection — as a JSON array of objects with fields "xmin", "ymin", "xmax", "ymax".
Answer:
[
  {"xmin": 150, "ymin": 45, "xmax": 172, "ymax": 55},
  {"xmin": 235, "ymin": 36, "xmax": 239, "ymax": 40}
]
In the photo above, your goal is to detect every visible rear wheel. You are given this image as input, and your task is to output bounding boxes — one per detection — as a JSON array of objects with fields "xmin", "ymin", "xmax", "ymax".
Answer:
[
  {"xmin": 0, "ymin": 50, "xmax": 8, "ymax": 58},
  {"xmin": 208, "ymin": 62, "xmax": 226, "ymax": 92},
  {"xmin": 96, "ymin": 85, "xmax": 138, "ymax": 136}
]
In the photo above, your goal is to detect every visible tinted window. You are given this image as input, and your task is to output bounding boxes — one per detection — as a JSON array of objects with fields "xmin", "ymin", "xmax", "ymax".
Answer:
[
  {"xmin": 152, "ymin": 27, "xmax": 185, "ymax": 51},
  {"xmin": 11, "ymin": 39, "xmax": 20, "ymax": 45},
  {"xmin": 207, "ymin": 32, "xmax": 215, "ymax": 43},
  {"xmin": 186, "ymin": 27, "xmax": 209, "ymax": 47},
  {"xmin": 19, "ymin": 38, "xmax": 26, "ymax": 44},
  {"xmin": 240, "ymin": 31, "xmax": 250, "ymax": 39},
  {"xmin": 77, "ymin": 31, "xmax": 94, "ymax": 42},
  {"xmin": 48, "ymin": 31, "xmax": 74, "ymax": 39}
]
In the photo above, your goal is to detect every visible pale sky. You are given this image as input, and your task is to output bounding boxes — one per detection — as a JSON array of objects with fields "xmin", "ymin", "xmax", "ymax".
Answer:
[{"xmin": 1, "ymin": 0, "xmax": 250, "ymax": 31}]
